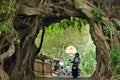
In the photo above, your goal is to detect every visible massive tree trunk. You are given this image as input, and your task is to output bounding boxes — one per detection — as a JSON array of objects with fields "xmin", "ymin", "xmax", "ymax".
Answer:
[
  {"xmin": 89, "ymin": 23, "xmax": 114, "ymax": 80},
  {"xmin": 0, "ymin": 0, "xmax": 120, "ymax": 80},
  {"xmin": 8, "ymin": 16, "xmax": 41, "ymax": 80},
  {"xmin": 91, "ymin": 23, "xmax": 119, "ymax": 80}
]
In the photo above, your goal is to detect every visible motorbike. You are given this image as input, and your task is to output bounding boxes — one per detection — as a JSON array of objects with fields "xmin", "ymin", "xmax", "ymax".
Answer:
[
  {"xmin": 71, "ymin": 64, "xmax": 80, "ymax": 78},
  {"xmin": 69, "ymin": 53, "xmax": 81, "ymax": 78}
]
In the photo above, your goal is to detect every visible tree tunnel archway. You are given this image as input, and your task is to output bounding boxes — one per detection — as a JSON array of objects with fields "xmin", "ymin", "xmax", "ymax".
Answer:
[
  {"xmin": 0, "ymin": 0, "xmax": 120, "ymax": 80},
  {"xmin": 36, "ymin": 17, "xmax": 97, "ymax": 76}
]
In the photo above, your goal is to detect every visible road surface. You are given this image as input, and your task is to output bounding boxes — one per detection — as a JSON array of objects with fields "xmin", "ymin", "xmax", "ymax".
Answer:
[{"xmin": 35, "ymin": 76, "xmax": 91, "ymax": 80}]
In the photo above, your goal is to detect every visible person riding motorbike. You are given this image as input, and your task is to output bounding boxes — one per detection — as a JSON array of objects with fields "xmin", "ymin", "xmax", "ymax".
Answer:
[{"xmin": 70, "ymin": 52, "xmax": 80, "ymax": 79}]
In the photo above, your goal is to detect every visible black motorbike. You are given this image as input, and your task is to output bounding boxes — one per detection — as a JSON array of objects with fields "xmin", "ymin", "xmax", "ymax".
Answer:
[{"xmin": 71, "ymin": 64, "xmax": 80, "ymax": 79}]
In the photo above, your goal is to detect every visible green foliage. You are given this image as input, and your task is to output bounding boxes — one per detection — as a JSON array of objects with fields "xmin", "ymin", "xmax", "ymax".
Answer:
[
  {"xmin": 109, "ymin": 48, "xmax": 120, "ymax": 79},
  {"xmin": 16, "ymin": 38, "xmax": 20, "ymax": 43},
  {"xmin": 103, "ymin": 26, "xmax": 110, "ymax": 36},
  {"xmin": 35, "ymin": 17, "xmax": 89, "ymax": 48},
  {"xmin": 92, "ymin": 9, "xmax": 103, "ymax": 23},
  {"xmin": 0, "ymin": 0, "xmax": 16, "ymax": 14},
  {"xmin": 46, "ymin": 17, "xmax": 88, "ymax": 34},
  {"xmin": 0, "ymin": 0, "xmax": 8, "ymax": 13},
  {"xmin": 80, "ymin": 50, "xmax": 96, "ymax": 75},
  {"xmin": 0, "ymin": 19, "xmax": 13, "ymax": 35},
  {"xmin": 0, "ymin": 0, "xmax": 16, "ymax": 35},
  {"xmin": 46, "ymin": 23, "xmax": 61, "ymax": 34}
]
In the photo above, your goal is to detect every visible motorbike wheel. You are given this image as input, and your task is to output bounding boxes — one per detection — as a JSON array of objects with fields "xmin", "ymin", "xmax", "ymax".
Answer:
[{"xmin": 72, "ymin": 68, "xmax": 78, "ymax": 78}]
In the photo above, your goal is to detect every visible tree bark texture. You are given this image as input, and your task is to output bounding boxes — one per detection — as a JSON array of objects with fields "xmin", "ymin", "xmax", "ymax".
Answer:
[
  {"xmin": 8, "ymin": 16, "xmax": 40, "ymax": 80},
  {"xmin": 89, "ymin": 23, "xmax": 114, "ymax": 80}
]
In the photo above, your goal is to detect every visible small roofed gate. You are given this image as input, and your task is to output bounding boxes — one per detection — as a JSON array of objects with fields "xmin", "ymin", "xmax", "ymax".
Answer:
[{"xmin": 34, "ymin": 59, "xmax": 52, "ymax": 77}]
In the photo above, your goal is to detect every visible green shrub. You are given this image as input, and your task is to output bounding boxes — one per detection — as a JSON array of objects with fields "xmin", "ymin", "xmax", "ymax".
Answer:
[{"xmin": 109, "ymin": 48, "xmax": 120, "ymax": 79}]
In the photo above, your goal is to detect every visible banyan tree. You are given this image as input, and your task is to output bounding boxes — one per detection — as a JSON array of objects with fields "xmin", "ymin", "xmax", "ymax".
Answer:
[{"xmin": 0, "ymin": 0, "xmax": 120, "ymax": 80}]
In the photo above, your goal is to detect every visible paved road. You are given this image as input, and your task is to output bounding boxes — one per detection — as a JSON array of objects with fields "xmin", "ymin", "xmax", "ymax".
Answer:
[{"xmin": 35, "ymin": 76, "xmax": 91, "ymax": 80}]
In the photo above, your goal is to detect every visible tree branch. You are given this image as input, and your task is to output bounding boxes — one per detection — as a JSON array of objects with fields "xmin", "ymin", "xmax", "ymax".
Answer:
[{"xmin": 0, "ymin": 41, "xmax": 15, "ymax": 61}]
